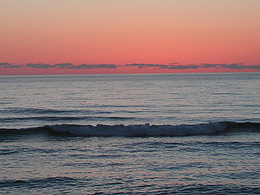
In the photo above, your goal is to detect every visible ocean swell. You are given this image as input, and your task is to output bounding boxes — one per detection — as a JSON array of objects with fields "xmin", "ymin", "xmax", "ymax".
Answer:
[
  {"xmin": 48, "ymin": 122, "xmax": 225, "ymax": 136},
  {"xmin": 1, "ymin": 121, "xmax": 260, "ymax": 137}
]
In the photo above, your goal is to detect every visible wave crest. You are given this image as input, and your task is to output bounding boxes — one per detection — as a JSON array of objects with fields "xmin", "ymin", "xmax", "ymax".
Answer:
[
  {"xmin": 1, "ymin": 121, "xmax": 259, "ymax": 137},
  {"xmin": 49, "ymin": 122, "xmax": 226, "ymax": 137}
]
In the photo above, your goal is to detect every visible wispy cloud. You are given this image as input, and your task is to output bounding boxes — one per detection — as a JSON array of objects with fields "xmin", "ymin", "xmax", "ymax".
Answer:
[
  {"xmin": 201, "ymin": 63, "xmax": 226, "ymax": 68},
  {"xmin": 0, "ymin": 62, "xmax": 12, "ymax": 67},
  {"xmin": 66, "ymin": 64, "xmax": 117, "ymax": 69},
  {"xmin": 23, "ymin": 63, "xmax": 117, "ymax": 69},
  {"xmin": 125, "ymin": 63, "xmax": 200, "ymax": 69},
  {"xmin": 25, "ymin": 63, "xmax": 55, "ymax": 69},
  {"xmin": 0, "ymin": 62, "xmax": 22, "ymax": 68},
  {"xmin": 124, "ymin": 63, "xmax": 260, "ymax": 70},
  {"xmin": 160, "ymin": 64, "xmax": 200, "ymax": 69},
  {"xmin": 219, "ymin": 63, "xmax": 260, "ymax": 70},
  {"xmin": 125, "ymin": 63, "xmax": 163, "ymax": 69},
  {"xmin": 1, "ymin": 62, "xmax": 260, "ymax": 71}
]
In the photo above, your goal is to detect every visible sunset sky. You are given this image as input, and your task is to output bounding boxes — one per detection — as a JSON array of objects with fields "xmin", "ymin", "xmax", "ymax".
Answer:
[{"xmin": 1, "ymin": 0, "xmax": 260, "ymax": 75}]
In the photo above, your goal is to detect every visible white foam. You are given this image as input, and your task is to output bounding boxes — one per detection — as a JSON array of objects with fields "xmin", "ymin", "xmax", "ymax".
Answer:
[{"xmin": 49, "ymin": 122, "xmax": 226, "ymax": 137}]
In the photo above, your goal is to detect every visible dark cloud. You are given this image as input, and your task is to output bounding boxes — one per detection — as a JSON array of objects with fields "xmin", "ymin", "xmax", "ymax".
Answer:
[
  {"xmin": 126, "ymin": 63, "xmax": 260, "ymax": 70},
  {"xmin": 24, "ymin": 63, "xmax": 116, "ymax": 69},
  {"xmin": 0, "ymin": 62, "xmax": 12, "ymax": 68},
  {"xmin": 219, "ymin": 63, "xmax": 247, "ymax": 69},
  {"xmin": 5, "ymin": 65, "xmax": 23, "ymax": 68},
  {"xmin": 125, "ymin": 63, "xmax": 162, "ymax": 69},
  {"xmin": 218, "ymin": 63, "xmax": 260, "ymax": 70},
  {"xmin": 53, "ymin": 63, "xmax": 73, "ymax": 69},
  {"xmin": 26, "ymin": 63, "xmax": 53, "ymax": 69},
  {"xmin": 0, "ymin": 62, "xmax": 22, "ymax": 68},
  {"xmin": 160, "ymin": 65, "xmax": 200, "ymax": 69},
  {"xmin": 201, "ymin": 63, "xmax": 225, "ymax": 68},
  {"xmin": 248, "ymin": 65, "xmax": 260, "ymax": 69},
  {"xmin": 1, "ymin": 62, "xmax": 260, "ymax": 71},
  {"xmin": 201, "ymin": 63, "xmax": 260, "ymax": 70},
  {"xmin": 125, "ymin": 63, "xmax": 200, "ymax": 69},
  {"xmin": 67, "ymin": 64, "xmax": 117, "ymax": 69}
]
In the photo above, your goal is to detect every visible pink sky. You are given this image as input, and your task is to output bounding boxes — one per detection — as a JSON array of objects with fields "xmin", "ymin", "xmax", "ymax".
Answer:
[{"xmin": 1, "ymin": 0, "xmax": 260, "ymax": 75}]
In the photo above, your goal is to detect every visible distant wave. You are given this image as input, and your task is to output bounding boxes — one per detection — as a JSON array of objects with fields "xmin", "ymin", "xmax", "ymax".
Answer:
[
  {"xmin": 1, "ymin": 121, "xmax": 259, "ymax": 137},
  {"xmin": 1, "ymin": 107, "xmax": 113, "ymax": 115},
  {"xmin": 0, "ymin": 177, "xmax": 76, "ymax": 188},
  {"xmin": 0, "ymin": 116, "xmax": 134, "ymax": 123},
  {"xmin": 1, "ymin": 108, "xmax": 77, "ymax": 114}
]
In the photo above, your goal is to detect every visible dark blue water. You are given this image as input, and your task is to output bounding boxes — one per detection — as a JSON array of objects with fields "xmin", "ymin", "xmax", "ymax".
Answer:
[{"xmin": 0, "ymin": 73, "xmax": 260, "ymax": 194}]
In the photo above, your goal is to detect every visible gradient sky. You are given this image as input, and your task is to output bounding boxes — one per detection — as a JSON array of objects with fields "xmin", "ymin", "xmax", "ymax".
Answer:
[{"xmin": 1, "ymin": 0, "xmax": 260, "ymax": 75}]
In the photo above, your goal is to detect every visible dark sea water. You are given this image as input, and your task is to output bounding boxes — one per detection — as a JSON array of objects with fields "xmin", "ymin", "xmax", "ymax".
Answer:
[{"xmin": 0, "ymin": 73, "xmax": 260, "ymax": 194}]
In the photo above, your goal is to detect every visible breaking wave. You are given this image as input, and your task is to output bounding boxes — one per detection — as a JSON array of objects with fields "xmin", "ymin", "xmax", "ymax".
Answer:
[{"xmin": 0, "ymin": 121, "xmax": 259, "ymax": 137}]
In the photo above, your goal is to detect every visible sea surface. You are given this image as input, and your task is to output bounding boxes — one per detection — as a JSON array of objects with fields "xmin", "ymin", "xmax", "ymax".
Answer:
[{"xmin": 0, "ymin": 73, "xmax": 260, "ymax": 194}]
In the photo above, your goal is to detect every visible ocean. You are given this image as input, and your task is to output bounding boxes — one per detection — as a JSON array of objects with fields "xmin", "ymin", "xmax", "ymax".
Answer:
[{"xmin": 0, "ymin": 73, "xmax": 260, "ymax": 194}]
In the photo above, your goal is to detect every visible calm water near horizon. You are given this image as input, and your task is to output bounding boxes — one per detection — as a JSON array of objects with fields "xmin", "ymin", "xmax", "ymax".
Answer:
[{"xmin": 0, "ymin": 73, "xmax": 260, "ymax": 194}]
